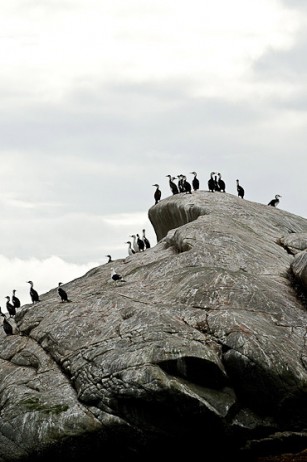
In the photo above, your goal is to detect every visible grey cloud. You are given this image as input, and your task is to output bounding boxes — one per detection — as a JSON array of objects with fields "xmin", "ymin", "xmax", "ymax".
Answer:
[{"xmin": 280, "ymin": 0, "xmax": 307, "ymax": 10}]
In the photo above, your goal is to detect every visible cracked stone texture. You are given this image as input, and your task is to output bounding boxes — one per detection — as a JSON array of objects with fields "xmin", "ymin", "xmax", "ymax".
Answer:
[{"xmin": 1, "ymin": 191, "xmax": 307, "ymax": 461}]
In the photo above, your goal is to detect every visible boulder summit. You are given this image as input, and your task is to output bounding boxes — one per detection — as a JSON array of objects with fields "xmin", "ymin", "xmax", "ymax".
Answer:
[{"xmin": 1, "ymin": 191, "xmax": 307, "ymax": 461}]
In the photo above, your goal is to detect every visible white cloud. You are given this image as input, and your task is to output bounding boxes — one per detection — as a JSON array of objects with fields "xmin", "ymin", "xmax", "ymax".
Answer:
[
  {"xmin": 0, "ymin": 0, "xmax": 300, "ymax": 102},
  {"xmin": 0, "ymin": 207, "xmax": 157, "ymax": 261}
]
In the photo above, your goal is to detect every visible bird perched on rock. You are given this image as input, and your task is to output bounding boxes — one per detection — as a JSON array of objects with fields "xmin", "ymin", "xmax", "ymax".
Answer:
[
  {"xmin": 125, "ymin": 241, "xmax": 136, "ymax": 256},
  {"xmin": 152, "ymin": 184, "xmax": 161, "ymax": 205},
  {"xmin": 142, "ymin": 229, "xmax": 150, "ymax": 249},
  {"xmin": 208, "ymin": 172, "xmax": 215, "ymax": 192},
  {"xmin": 136, "ymin": 234, "xmax": 145, "ymax": 252},
  {"xmin": 5, "ymin": 296, "xmax": 16, "ymax": 317},
  {"xmin": 214, "ymin": 174, "xmax": 220, "ymax": 191},
  {"xmin": 130, "ymin": 234, "xmax": 140, "ymax": 253},
  {"xmin": 182, "ymin": 175, "xmax": 192, "ymax": 194},
  {"xmin": 166, "ymin": 175, "xmax": 179, "ymax": 195},
  {"xmin": 190, "ymin": 172, "xmax": 200, "ymax": 191},
  {"xmin": 268, "ymin": 195, "xmax": 281, "ymax": 207},
  {"xmin": 12, "ymin": 290, "xmax": 21, "ymax": 310},
  {"xmin": 58, "ymin": 282, "xmax": 71, "ymax": 302},
  {"xmin": 0, "ymin": 309, "xmax": 13, "ymax": 335},
  {"xmin": 27, "ymin": 281, "xmax": 40, "ymax": 304},
  {"xmin": 217, "ymin": 173, "xmax": 226, "ymax": 192},
  {"xmin": 111, "ymin": 268, "xmax": 126, "ymax": 284},
  {"xmin": 177, "ymin": 174, "xmax": 185, "ymax": 193},
  {"xmin": 236, "ymin": 179, "xmax": 245, "ymax": 198}
]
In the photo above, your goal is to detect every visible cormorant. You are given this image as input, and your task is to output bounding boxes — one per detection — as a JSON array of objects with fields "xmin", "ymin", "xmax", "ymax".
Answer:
[
  {"xmin": 177, "ymin": 175, "xmax": 185, "ymax": 193},
  {"xmin": 166, "ymin": 175, "xmax": 179, "ymax": 195},
  {"xmin": 12, "ymin": 290, "xmax": 21, "ymax": 309},
  {"xmin": 27, "ymin": 281, "xmax": 40, "ymax": 304},
  {"xmin": 5, "ymin": 296, "xmax": 16, "ymax": 317},
  {"xmin": 236, "ymin": 179, "xmax": 245, "ymax": 198},
  {"xmin": 58, "ymin": 282, "xmax": 71, "ymax": 302},
  {"xmin": 130, "ymin": 234, "xmax": 140, "ymax": 253},
  {"xmin": 142, "ymin": 229, "xmax": 150, "ymax": 249},
  {"xmin": 208, "ymin": 172, "xmax": 215, "ymax": 192},
  {"xmin": 136, "ymin": 234, "xmax": 145, "ymax": 251},
  {"xmin": 214, "ymin": 174, "xmax": 220, "ymax": 191},
  {"xmin": 125, "ymin": 241, "xmax": 136, "ymax": 256},
  {"xmin": 1, "ymin": 313, "xmax": 13, "ymax": 336},
  {"xmin": 111, "ymin": 268, "xmax": 126, "ymax": 284},
  {"xmin": 182, "ymin": 175, "xmax": 192, "ymax": 194},
  {"xmin": 190, "ymin": 172, "xmax": 200, "ymax": 191},
  {"xmin": 217, "ymin": 173, "xmax": 226, "ymax": 192},
  {"xmin": 105, "ymin": 255, "xmax": 113, "ymax": 263},
  {"xmin": 268, "ymin": 195, "xmax": 281, "ymax": 207},
  {"xmin": 152, "ymin": 184, "xmax": 161, "ymax": 205}
]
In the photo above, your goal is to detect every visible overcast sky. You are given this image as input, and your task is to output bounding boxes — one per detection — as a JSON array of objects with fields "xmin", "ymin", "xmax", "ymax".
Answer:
[{"xmin": 1, "ymin": 0, "xmax": 306, "ymax": 308}]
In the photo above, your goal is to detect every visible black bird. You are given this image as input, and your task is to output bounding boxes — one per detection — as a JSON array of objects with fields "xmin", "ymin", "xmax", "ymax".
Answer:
[
  {"xmin": 268, "ymin": 194, "xmax": 281, "ymax": 207},
  {"xmin": 125, "ymin": 241, "xmax": 136, "ymax": 256},
  {"xmin": 130, "ymin": 234, "xmax": 140, "ymax": 253},
  {"xmin": 166, "ymin": 175, "xmax": 179, "ymax": 195},
  {"xmin": 217, "ymin": 173, "xmax": 226, "ymax": 192},
  {"xmin": 27, "ymin": 281, "xmax": 40, "ymax": 304},
  {"xmin": 111, "ymin": 268, "xmax": 126, "ymax": 284},
  {"xmin": 142, "ymin": 229, "xmax": 150, "ymax": 249},
  {"xmin": 152, "ymin": 184, "xmax": 161, "ymax": 205},
  {"xmin": 5, "ymin": 296, "xmax": 16, "ymax": 317},
  {"xmin": 1, "ymin": 313, "xmax": 13, "ymax": 336},
  {"xmin": 214, "ymin": 174, "xmax": 220, "ymax": 191},
  {"xmin": 58, "ymin": 282, "xmax": 71, "ymax": 302},
  {"xmin": 208, "ymin": 172, "xmax": 215, "ymax": 192},
  {"xmin": 105, "ymin": 255, "xmax": 113, "ymax": 263},
  {"xmin": 177, "ymin": 175, "xmax": 185, "ymax": 193},
  {"xmin": 136, "ymin": 234, "xmax": 145, "ymax": 252},
  {"xmin": 236, "ymin": 179, "xmax": 245, "ymax": 198},
  {"xmin": 12, "ymin": 290, "xmax": 21, "ymax": 309},
  {"xmin": 182, "ymin": 175, "xmax": 192, "ymax": 194},
  {"xmin": 190, "ymin": 171, "xmax": 200, "ymax": 191}
]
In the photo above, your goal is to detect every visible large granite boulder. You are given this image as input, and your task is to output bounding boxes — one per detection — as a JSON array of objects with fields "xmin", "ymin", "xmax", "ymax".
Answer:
[{"xmin": 1, "ymin": 191, "xmax": 307, "ymax": 461}]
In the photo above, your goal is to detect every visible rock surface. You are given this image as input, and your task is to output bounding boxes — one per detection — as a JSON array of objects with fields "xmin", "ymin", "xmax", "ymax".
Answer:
[{"xmin": 1, "ymin": 191, "xmax": 307, "ymax": 461}]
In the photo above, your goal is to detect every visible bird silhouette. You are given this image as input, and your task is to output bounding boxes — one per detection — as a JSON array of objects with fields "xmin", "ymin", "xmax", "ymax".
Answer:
[
  {"xmin": 5, "ymin": 296, "xmax": 16, "ymax": 317},
  {"xmin": 153, "ymin": 184, "xmax": 161, "ymax": 205},
  {"xmin": 190, "ymin": 172, "xmax": 200, "ymax": 191},
  {"xmin": 58, "ymin": 282, "xmax": 71, "ymax": 302},
  {"xmin": 136, "ymin": 234, "xmax": 145, "ymax": 252},
  {"xmin": 166, "ymin": 175, "xmax": 179, "ymax": 195},
  {"xmin": 125, "ymin": 241, "xmax": 136, "ymax": 256},
  {"xmin": 208, "ymin": 172, "xmax": 215, "ymax": 192},
  {"xmin": 142, "ymin": 229, "xmax": 150, "ymax": 249},
  {"xmin": 27, "ymin": 281, "xmax": 40, "ymax": 304},
  {"xmin": 268, "ymin": 195, "xmax": 281, "ymax": 207},
  {"xmin": 12, "ymin": 290, "xmax": 21, "ymax": 309},
  {"xmin": 111, "ymin": 268, "xmax": 126, "ymax": 284},
  {"xmin": 236, "ymin": 179, "xmax": 245, "ymax": 198},
  {"xmin": 0, "ymin": 309, "xmax": 13, "ymax": 335},
  {"xmin": 217, "ymin": 173, "xmax": 226, "ymax": 192}
]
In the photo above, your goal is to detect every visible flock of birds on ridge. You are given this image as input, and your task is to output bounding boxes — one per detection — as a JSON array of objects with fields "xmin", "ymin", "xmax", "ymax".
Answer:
[
  {"xmin": 152, "ymin": 171, "xmax": 281, "ymax": 207},
  {"xmin": 0, "ymin": 170, "xmax": 282, "ymax": 337}
]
